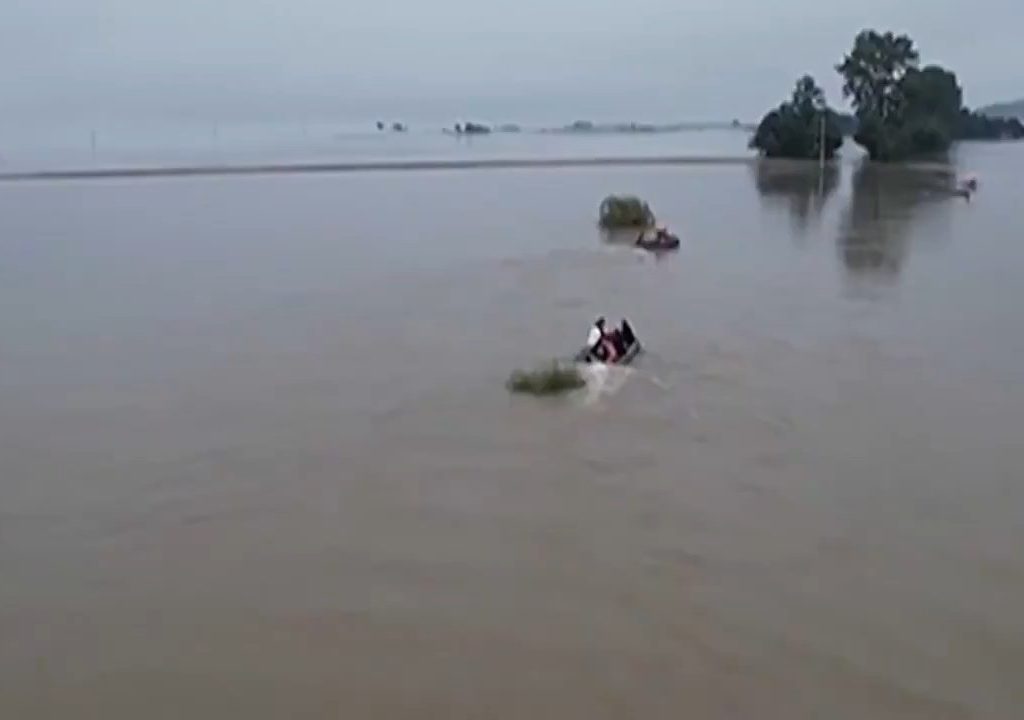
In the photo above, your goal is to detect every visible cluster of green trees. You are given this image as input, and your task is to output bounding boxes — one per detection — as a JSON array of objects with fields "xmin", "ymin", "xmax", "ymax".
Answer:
[
  {"xmin": 748, "ymin": 76, "xmax": 844, "ymax": 160},
  {"xmin": 752, "ymin": 30, "xmax": 1022, "ymax": 162}
]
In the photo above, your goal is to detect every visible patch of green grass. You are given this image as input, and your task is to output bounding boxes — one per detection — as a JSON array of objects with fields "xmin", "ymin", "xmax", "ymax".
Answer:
[
  {"xmin": 598, "ymin": 195, "xmax": 656, "ymax": 229},
  {"xmin": 507, "ymin": 362, "xmax": 585, "ymax": 396}
]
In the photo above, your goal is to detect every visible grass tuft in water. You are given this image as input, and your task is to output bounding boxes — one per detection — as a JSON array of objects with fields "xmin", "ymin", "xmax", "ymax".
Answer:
[
  {"xmin": 507, "ymin": 362, "xmax": 586, "ymax": 396},
  {"xmin": 598, "ymin": 195, "xmax": 656, "ymax": 229}
]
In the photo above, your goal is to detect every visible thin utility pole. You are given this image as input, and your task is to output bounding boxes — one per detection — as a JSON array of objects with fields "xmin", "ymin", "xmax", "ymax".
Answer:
[
  {"xmin": 819, "ymin": 113, "xmax": 826, "ymax": 170},
  {"xmin": 818, "ymin": 112, "xmax": 827, "ymax": 196}
]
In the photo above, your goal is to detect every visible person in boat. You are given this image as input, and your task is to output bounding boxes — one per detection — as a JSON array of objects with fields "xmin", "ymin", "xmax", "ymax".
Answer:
[
  {"xmin": 587, "ymin": 317, "xmax": 635, "ymax": 362},
  {"xmin": 587, "ymin": 317, "xmax": 614, "ymax": 362},
  {"xmin": 618, "ymin": 318, "xmax": 636, "ymax": 349},
  {"xmin": 957, "ymin": 173, "xmax": 978, "ymax": 201},
  {"xmin": 636, "ymin": 225, "xmax": 673, "ymax": 247}
]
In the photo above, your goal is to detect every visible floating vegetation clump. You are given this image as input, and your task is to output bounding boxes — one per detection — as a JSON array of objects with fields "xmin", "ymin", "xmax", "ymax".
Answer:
[
  {"xmin": 598, "ymin": 195, "xmax": 656, "ymax": 229},
  {"xmin": 506, "ymin": 362, "xmax": 585, "ymax": 396}
]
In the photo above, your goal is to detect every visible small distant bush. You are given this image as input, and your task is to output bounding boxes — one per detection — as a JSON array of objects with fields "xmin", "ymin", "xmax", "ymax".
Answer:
[
  {"xmin": 507, "ymin": 362, "xmax": 585, "ymax": 396},
  {"xmin": 598, "ymin": 195, "xmax": 655, "ymax": 229},
  {"xmin": 459, "ymin": 122, "xmax": 491, "ymax": 135}
]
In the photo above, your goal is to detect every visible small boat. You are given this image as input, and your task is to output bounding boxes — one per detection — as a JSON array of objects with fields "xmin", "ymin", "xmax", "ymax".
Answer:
[
  {"xmin": 574, "ymin": 319, "xmax": 643, "ymax": 365},
  {"xmin": 635, "ymin": 227, "xmax": 680, "ymax": 251},
  {"xmin": 575, "ymin": 339, "xmax": 642, "ymax": 365},
  {"xmin": 955, "ymin": 173, "xmax": 979, "ymax": 200}
]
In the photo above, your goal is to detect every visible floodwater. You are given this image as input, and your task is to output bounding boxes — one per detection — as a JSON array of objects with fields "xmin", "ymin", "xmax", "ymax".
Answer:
[
  {"xmin": 2, "ymin": 143, "xmax": 1023, "ymax": 719},
  {"xmin": 0, "ymin": 126, "xmax": 751, "ymax": 172}
]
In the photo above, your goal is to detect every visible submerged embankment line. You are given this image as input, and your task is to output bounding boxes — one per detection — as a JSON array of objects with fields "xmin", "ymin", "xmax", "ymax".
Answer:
[{"xmin": 0, "ymin": 155, "xmax": 760, "ymax": 183}]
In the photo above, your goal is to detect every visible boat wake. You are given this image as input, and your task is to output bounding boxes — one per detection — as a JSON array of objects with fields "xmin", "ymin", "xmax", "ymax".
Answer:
[{"xmin": 576, "ymin": 363, "xmax": 636, "ymax": 406}]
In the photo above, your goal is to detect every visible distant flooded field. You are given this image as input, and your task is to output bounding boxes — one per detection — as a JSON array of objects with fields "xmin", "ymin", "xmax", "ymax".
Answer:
[
  {"xmin": 0, "ymin": 126, "xmax": 753, "ymax": 173},
  {"xmin": 1, "ymin": 142, "xmax": 1022, "ymax": 719}
]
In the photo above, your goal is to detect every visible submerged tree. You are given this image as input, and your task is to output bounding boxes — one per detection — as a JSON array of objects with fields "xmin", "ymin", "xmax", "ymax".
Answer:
[
  {"xmin": 750, "ymin": 75, "xmax": 844, "ymax": 160},
  {"xmin": 837, "ymin": 31, "xmax": 920, "ymax": 123},
  {"xmin": 751, "ymin": 28, "xmax": 1019, "ymax": 162},
  {"xmin": 837, "ymin": 31, "xmax": 971, "ymax": 161},
  {"xmin": 899, "ymin": 66, "xmax": 963, "ymax": 126}
]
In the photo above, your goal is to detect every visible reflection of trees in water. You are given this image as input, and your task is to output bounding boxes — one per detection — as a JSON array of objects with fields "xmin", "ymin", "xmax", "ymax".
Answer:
[
  {"xmin": 752, "ymin": 160, "xmax": 840, "ymax": 235},
  {"xmin": 839, "ymin": 163, "xmax": 956, "ymax": 279}
]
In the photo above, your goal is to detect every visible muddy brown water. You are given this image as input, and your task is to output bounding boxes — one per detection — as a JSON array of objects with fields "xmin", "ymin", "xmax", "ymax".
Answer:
[{"xmin": 2, "ymin": 145, "xmax": 1023, "ymax": 718}]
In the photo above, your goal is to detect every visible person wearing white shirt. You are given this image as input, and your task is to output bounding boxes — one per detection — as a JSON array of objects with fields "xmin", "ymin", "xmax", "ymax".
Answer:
[
  {"xmin": 587, "ymin": 317, "xmax": 605, "ymax": 349},
  {"xmin": 587, "ymin": 317, "xmax": 611, "ymax": 362}
]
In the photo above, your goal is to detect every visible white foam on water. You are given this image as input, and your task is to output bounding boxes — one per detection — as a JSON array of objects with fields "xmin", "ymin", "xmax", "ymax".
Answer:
[{"xmin": 576, "ymin": 362, "xmax": 635, "ymax": 406}]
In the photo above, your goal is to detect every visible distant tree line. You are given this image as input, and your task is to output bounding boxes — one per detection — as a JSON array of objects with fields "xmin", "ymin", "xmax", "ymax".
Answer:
[
  {"xmin": 956, "ymin": 110, "xmax": 1024, "ymax": 141},
  {"xmin": 751, "ymin": 30, "xmax": 1023, "ymax": 162}
]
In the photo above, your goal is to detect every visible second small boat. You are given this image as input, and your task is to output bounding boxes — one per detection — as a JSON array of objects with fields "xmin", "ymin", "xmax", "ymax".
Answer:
[{"xmin": 635, "ymin": 225, "xmax": 680, "ymax": 251}]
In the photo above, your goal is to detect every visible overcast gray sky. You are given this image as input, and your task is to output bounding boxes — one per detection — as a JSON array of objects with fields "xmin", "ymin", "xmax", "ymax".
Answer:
[{"xmin": 1, "ymin": 0, "xmax": 1020, "ymax": 128}]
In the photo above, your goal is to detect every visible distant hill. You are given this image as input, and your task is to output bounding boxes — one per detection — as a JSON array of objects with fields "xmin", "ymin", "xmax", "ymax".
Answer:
[{"xmin": 978, "ymin": 99, "xmax": 1024, "ymax": 119}]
